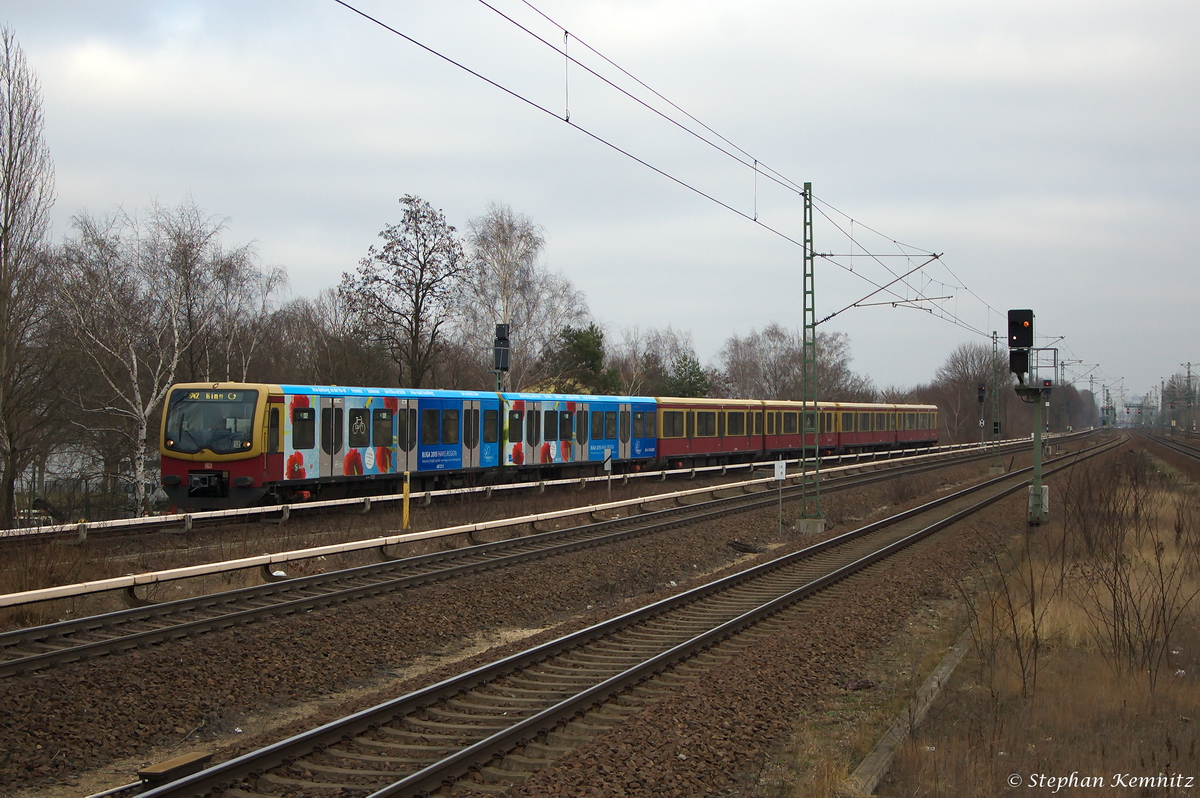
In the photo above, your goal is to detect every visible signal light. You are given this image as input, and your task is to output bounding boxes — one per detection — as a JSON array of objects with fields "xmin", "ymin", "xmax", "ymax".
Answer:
[
  {"xmin": 1008, "ymin": 310, "xmax": 1033, "ymax": 347},
  {"xmin": 493, "ymin": 324, "xmax": 510, "ymax": 372},
  {"xmin": 1007, "ymin": 309, "xmax": 1034, "ymax": 348}
]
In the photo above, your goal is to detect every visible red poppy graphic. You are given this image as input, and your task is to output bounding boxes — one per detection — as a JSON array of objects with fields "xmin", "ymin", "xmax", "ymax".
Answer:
[
  {"xmin": 560, "ymin": 440, "xmax": 571, "ymax": 462},
  {"xmin": 511, "ymin": 442, "xmax": 523, "ymax": 465},
  {"xmin": 286, "ymin": 452, "xmax": 306, "ymax": 480},
  {"xmin": 288, "ymin": 394, "xmax": 309, "ymax": 416},
  {"xmin": 344, "ymin": 449, "xmax": 363, "ymax": 476},
  {"xmin": 376, "ymin": 446, "xmax": 392, "ymax": 473},
  {"xmin": 383, "ymin": 396, "xmax": 399, "ymax": 415},
  {"xmin": 540, "ymin": 441, "xmax": 552, "ymax": 463}
]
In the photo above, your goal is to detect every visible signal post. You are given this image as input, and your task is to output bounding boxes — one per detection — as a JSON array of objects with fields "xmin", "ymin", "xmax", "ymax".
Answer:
[{"xmin": 1008, "ymin": 309, "xmax": 1048, "ymax": 525}]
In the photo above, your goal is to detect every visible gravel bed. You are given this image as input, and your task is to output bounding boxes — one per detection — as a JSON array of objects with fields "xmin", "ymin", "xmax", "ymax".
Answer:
[{"xmin": 1, "ymin": 458, "xmax": 1004, "ymax": 796}]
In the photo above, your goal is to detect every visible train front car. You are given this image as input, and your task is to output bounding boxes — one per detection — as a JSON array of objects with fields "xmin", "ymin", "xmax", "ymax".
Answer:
[{"xmin": 160, "ymin": 383, "xmax": 275, "ymax": 510}]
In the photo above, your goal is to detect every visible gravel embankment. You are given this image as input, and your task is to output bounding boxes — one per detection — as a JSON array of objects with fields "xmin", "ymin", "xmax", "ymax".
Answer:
[{"xmin": 2, "ymin": 459, "xmax": 1006, "ymax": 796}]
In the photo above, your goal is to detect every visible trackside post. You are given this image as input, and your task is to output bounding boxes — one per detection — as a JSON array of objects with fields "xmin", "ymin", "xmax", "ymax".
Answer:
[{"xmin": 403, "ymin": 471, "xmax": 411, "ymax": 530}]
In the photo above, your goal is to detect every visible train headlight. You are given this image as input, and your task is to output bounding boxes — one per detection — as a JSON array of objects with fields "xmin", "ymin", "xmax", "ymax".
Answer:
[{"xmin": 243, "ymin": 441, "xmax": 252, "ymax": 448}]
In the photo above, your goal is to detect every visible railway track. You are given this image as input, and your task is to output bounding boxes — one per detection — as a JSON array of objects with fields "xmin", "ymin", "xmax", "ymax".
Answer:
[
  {"xmin": 130, "ymin": 435, "xmax": 1117, "ymax": 798},
  {"xmin": 1145, "ymin": 431, "xmax": 1200, "ymax": 462},
  {"xmin": 1, "ymin": 440, "xmax": 1038, "ymax": 545},
  {"xmin": 0, "ymin": 440, "xmax": 1026, "ymax": 679}
]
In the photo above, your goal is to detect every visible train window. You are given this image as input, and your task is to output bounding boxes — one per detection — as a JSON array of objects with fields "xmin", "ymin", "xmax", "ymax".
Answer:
[
  {"xmin": 931, "ymin": 412, "xmax": 938, "ymax": 428},
  {"xmin": 397, "ymin": 410, "xmax": 408, "ymax": 451},
  {"xmin": 442, "ymin": 409, "xmax": 460, "ymax": 444},
  {"xmin": 268, "ymin": 407, "xmax": 281, "ymax": 453},
  {"xmin": 372, "ymin": 409, "xmax": 394, "ymax": 447},
  {"xmin": 906, "ymin": 412, "xmax": 916, "ymax": 429},
  {"xmin": 592, "ymin": 410, "xmax": 605, "ymax": 440},
  {"xmin": 754, "ymin": 412, "xmax": 763, "ymax": 435},
  {"xmin": 508, "ymin": 410, "xmax": 523, "ymax": 444},
  {"xmin": 919, "ymin": 413, "xmax": 928, "ymax": 430},
  {"xmin": 662, "ymin": 411, "xmax": 684, "ymax": 438},
  {"xmin": 859, "ymin": 413, "xmax": 872, "ymax": 432},
  {"xmin": 717, "ymin": 413, "xmax": 725, "ymax": 438},
  {"xmin": 686, "ymin": 411, "xmax": 695, "ymax": 439},
  {"xmin": 463, "ymin": 409, "xmax": 478, "ymax": 449},
  {"xmin": 321, "ymin": 407, "xmax": 344, "ymax": 454},
  {"xmin": 841, "ymin": 412, "xmax": 855, "ymax": 433},
  {"xmin": 783, "ymin": 413, "xmax": 798, "ymax": 434},
  {"xmin": 560, "ymin": 411, "xmax": 573, "ymax": 440},
  {"xmin": 776, "ymin": 413, "xmax": 783, "ymax": 434},
  {"xmin": 645, "ymin": 411, "xmax": 656, "ymax": 438},
  {"xmin": 605, "ymin": 411, "xmax": 618, "ymax": 440},
  {"xmin": 619, "ymin": 410, "xmax": 630, "ymax": 443},
  {"xmin": 421, "ymin": 409, "xmax": 440, "ymax": 445},
  {"xmin": 633, "ymin": 411, "xmax": 644, "ymax": 439},
  {"xmin": 766, "ymin": 412, "xmax": 775, "ymax": 435},
  {"xmin": 293, "ymin": 408, "xmax": 315, "ymax": 450},
  {"xmin": 526, "ymin": 410, "xmax": 540, "ymax": 446},
  {"xmin": 727, "ymin": 412, "xmax": 745, "ymax": 436},
  {"xmin": 876, "ymin": 412, "xmax": 886, "ymax": 431},
  {"xmin": 804, "ymin": 412, "xmax": 816, "ymax": 431},
  {"xmin": 483, "ymin": 409, "xmax": 499, "ymax": 444},
  {"xmin": 348, "ymin": 409, "xmax": 371, "ymax": 448},
  {"xmin": 696, "ymin": 411, "xmax": 716, "ymax": 437},
  {"xmin": 544, "ymin": 410, "xmax": 558, "ymax": 441},
  {"xmin": 405, "ymin": 409, "xmax": 417, "ymax": 450},
  {"xmin": 576, "ymin": 410, "xmax": 588, "ymax": 443}
]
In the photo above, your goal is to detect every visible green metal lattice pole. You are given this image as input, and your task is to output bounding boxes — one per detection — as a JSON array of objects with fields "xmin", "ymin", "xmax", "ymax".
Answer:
[
  {"xmin": 991, "ymin": 331, "xmax": 1003, "ymax": 468},
  {"xmin": 801, "ymin": 182, "xmax": 822, "ymax": 518}
]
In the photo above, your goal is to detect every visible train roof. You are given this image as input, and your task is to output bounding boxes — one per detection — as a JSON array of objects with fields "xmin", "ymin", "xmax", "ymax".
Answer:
[
  {"xmin": 501, "ymin": 391, "xmax": 655, "ymax": 403},
  {"xmin": 279, "ymin": 384, "xmax": 500, "ymax": 399}
]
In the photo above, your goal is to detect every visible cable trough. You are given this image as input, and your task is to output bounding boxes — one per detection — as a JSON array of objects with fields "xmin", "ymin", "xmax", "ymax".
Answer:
[
  {"xmin": 133, "ymin": 436, "xmax": 1117, "ymax": 798},
  {"xmin": 0, "ymin": 440, "xmax": 1023, "ymax": 679}
]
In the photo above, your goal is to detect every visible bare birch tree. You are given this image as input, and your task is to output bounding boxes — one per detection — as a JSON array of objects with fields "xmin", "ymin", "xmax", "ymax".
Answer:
[
  {"xmin": 59, "ymin": 202, "xmax": 261, "ymax": 514},
  {"xmin": 460, "ymin": 202, "xmax": 588, "ymax": 389},
  {"xmin": 0, "ymin": 27, "xmax": 57, "ymax": 527},
  {"xmin": 713, "ymin": 324, "xmax": 875, "ymax": 401}
]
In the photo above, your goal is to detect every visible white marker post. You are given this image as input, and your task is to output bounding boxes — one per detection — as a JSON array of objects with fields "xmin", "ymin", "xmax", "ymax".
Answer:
[
  {"xmin": 774, "ymin": 459, "xmax": 786, "ymax": 536},
  {"xmin": 604, "ymin": 448, "xmax": 613, "ymax": 500}
]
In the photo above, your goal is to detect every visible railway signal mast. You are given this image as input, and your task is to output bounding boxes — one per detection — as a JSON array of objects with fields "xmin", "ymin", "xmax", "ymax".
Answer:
[{"xmin": 1008, "ymin": 309, "xmax": 1048, "ymax": 525}]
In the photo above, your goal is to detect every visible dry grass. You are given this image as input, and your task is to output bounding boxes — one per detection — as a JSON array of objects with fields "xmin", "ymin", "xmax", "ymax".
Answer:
[{"xmin": 883, "ymin": 444, "xmax": 1200, "ymax": 796}]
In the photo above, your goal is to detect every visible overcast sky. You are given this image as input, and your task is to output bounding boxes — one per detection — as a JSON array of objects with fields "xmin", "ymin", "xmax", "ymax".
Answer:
[{"xmin": 7, "ymin": 0, "xmax": 1199, "ymax": 404}]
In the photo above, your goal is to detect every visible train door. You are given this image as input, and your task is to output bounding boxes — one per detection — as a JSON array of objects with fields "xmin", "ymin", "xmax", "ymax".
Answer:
[
  {"xmin": 618, "ymin": 403, "xmax": 632, "ymax": 460},
  {"xmin": 524, "ymin": 400, "xmax": 543, "ymax": 465},
  {"xmin": 462, "ymin": 399, "xmax": 481, "ymax": 469},
  {"xmin": 319, "ymin": 396, "xmax": 345, "ymax": 477},
  {"xmin": 394, "ymin": 399, "xmax": 417, "ymax": 474}
]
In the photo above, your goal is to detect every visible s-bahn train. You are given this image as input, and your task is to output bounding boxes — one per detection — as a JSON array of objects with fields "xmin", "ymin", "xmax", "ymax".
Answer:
[{"xmin": 159, "ymin": 382, "xmax": 939, "ymax": 510}]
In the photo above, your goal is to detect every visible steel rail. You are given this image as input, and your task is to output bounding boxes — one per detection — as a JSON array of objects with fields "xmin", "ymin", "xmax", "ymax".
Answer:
[
  {"xmin": 0, "ymin": 442, "xmax": 1016, "ymax": 678},
  {"xmin": 134, "ymin": 435, "xmax": 1117, "ymax": 798},
  {"xmin": 3, "ymin": 434, "xmax": 1077, "ymax": 542}
]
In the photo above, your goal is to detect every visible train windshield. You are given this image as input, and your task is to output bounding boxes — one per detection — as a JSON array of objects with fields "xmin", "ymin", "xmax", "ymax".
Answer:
[{"xmin": 164, "ymin": 389, "xmax": 259, "ymax": 455}]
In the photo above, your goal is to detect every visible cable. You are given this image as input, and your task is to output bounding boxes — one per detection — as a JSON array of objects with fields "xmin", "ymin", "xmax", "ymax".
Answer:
[{"xmin": 334, "ymin": 0, "xmax": 999, "ymax": 341}]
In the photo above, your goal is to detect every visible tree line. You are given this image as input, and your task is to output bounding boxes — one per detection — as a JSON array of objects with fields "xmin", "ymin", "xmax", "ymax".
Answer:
[{"xmin": 0, "ymin": 28, "xmax": 1094, "ymax": 527}]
